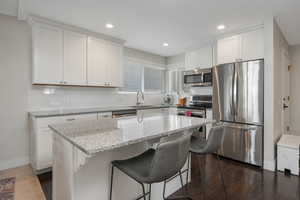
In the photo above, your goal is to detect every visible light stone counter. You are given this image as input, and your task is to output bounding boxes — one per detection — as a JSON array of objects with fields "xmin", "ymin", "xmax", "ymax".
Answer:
[
  {"xmin": 49, "ymin": 114, "xmax": 212, "ymax": 155},
  {"xmin": 29, "ymin": 105, "xmax": 173, "ymax": 118}
]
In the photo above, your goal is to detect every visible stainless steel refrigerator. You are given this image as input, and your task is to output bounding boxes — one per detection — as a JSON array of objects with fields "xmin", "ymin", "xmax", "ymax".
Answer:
[{"xmin": 212, "ymin": 59, "xmax": 264, "ymax": 167}]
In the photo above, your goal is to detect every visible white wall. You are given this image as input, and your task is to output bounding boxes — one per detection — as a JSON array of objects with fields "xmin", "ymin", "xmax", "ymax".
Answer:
[
  {"xmin": 273, "ymin": 20, "xmax": 289, "ymax": 142},
  {"xmin": 0, "ymin": 14, "xmax": 31, "ymax": 170},
  {"xmin": 262, "ymin": 16, "xmax": 275, "ymax": 170},
  {"xmin": 0, "ymin": 14, "xmax": 166, "ymax": 170},
  {"xmin": 263, "ymin": 17, "xmax": 290, "ymax": 171},
  {"xmin": 289, "ymin": 45, "xmax": 300, "ymax": 135}
]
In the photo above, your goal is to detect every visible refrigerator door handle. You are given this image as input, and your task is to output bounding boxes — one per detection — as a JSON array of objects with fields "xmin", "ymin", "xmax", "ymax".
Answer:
[{"xmin": 232, "ymin": 64, "xmax": 238, "ymax": 118}]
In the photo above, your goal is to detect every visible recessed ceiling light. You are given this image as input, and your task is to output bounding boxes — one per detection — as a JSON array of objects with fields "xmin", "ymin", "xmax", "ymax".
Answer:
[
  {"xmin": 106, "ymin": 23, "xmax": 114, "ymax": 29},
  {"xmin": 217, "ymin": 24, "xmax": 226, "ymax": 30},
  {"xmin": 163, "ymin": 43, "xmax": 169, "ymax": 47}
]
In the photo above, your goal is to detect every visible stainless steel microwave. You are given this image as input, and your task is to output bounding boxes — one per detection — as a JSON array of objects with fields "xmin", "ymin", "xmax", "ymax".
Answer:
[{"xmin": 183, "ymin": 68, "xmax": 212, "ymax": 87}]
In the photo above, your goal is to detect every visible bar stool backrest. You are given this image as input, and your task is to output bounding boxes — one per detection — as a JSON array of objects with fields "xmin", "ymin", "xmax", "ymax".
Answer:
[
  {"xmin": 201, "ymin": 125, "xmax": 225, "ymax": 154},
  {"xmin": 148, "ymin": 131, "xmax": 192, "ymax": 183}
]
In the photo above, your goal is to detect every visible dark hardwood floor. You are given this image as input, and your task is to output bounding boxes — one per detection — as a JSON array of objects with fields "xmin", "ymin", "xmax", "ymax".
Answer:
[{"xmin": 39, "ymin": 154, "xmax": 300, "ymax": 200}]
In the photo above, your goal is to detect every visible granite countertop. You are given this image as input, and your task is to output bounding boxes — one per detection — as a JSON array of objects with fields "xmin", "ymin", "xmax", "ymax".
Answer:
[
  {"xmin": 29, "ymin": 104, "xmax": 174, "ymax": 117},
  {"xmin": 49, "ymin": 113, "xmax": 213, "ymax": 155}
]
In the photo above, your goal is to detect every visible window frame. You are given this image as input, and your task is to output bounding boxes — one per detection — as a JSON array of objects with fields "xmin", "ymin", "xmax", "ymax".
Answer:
[{"xmin": 119, "ymin": 57, "xmax": 166, "ymax": 94}]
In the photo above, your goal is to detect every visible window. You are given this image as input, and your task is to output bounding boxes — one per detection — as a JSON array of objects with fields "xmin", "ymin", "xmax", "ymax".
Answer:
[
  {"xmin": 144, "ymin": 66, "xmax": 164, "ymax": 92},
  {"xmin": 122, "ymin": 60, "xmax": 142, "ymax": 92},
  {"xmin": 120, "ymin": 58, "xmax": 165, "ymax": 93}
]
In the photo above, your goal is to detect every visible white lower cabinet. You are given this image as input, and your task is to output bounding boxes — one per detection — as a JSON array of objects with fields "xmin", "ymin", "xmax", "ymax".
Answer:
[
  {"xmin": 277, "ymin": 135, "xmax": 300, "ymax": 176},
  {"xmin": 31, "ymin": 113, "xmax": 97, "ymax": 172}
]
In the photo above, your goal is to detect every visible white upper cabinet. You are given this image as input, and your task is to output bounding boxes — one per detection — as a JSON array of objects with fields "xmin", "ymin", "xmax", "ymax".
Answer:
[
  {"xmin": 63, "ymin": 31, "xmax": 87, "ymax": 85},
  {"xmin": 240, "ymin": 29, "xmax": 264, "ymax": 61},
  {"xmin": 185, "ymin": 45, "xmax": 213, "ymax": 69},
  {"xmin": 87, "ymin": 37, "xmax": 109, "ymax": 86},
  {"xmin": 217, "ymin": 35, "xmax": 241, "ymax": 64},
  {"xmin": 33, "ymin": 24, "xmax": 63, "ymax": 84},
  {"xmin": 217, "ymin": 28, "xmax": 264, "ymax": 65},
  {"xmin": 106, "ymin": 42, "xmax": 123, "ymax": 87},
  {"xmin": 31, "ymin": 19, "xmax": 124, "ymax": 87},
  {"xmin": 87, "ymin": 37, "xmax": 123, "ymax": 87}
]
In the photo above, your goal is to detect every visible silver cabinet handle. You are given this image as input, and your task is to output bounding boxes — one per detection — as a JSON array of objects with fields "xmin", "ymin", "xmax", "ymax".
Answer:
[{"xmin": 66, "ymin": 118, "xmax": 76, "ymax": 121}]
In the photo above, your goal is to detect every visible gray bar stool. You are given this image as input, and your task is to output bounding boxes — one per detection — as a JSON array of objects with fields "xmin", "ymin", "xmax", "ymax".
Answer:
[
  {"xmin": 109, "ymin": 132, "xmax": 193, "ymax": 200},
  {"xmin": 188, "ymin": 125, "xmax": 227, "ymax": 200}
]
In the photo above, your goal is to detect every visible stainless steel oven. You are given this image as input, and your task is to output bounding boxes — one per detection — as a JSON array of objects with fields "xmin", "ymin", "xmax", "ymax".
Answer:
[
  {"xmin": 183, "ymin": 68, "xmax": 212, "ymax": 87},
  {"xmin": 177, "ymin": 105, "xmax": 207, "ymax": 140}
]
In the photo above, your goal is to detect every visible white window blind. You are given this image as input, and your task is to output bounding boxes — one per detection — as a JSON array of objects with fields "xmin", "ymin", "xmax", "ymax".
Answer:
[
  {"xmin": 120, "ymin": 60, "xmax": 142, "ymax": 92},
  {"xmin": 144, "ymin": 66, "xmax": 164, "ymax": 92},
  {"xmin": 120, "ymin": 58, "xmax": 165, "ymax": 93}
]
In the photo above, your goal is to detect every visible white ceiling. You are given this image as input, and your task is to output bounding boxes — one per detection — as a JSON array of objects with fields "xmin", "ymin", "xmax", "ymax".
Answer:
[{"xmin": 1, "ymin": 0, "xmax": 300, "ymax": 56}]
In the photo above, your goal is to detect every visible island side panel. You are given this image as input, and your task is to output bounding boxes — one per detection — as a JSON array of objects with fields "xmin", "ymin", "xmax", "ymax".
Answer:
[{"xmin": 53, "ymin": 134, "xmax": 75, "ymax": 200}]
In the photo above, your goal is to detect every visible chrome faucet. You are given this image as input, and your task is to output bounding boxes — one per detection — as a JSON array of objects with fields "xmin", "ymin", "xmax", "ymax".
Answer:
[{"xmin": 136, "ymin": 90, "xmax": 144, "ymax": 106}]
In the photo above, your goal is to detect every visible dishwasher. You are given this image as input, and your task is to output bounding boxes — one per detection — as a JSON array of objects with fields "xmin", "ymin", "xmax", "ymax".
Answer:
[{"xmin": 112, "ymin": 110, "xmax": 137, "ymax": 118}]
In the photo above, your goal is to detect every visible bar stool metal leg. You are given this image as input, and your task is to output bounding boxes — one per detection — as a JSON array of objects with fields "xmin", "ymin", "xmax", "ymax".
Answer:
[
  {"xmin": 162, "ymin": 176, "xmax": 192, "ymax": 200},
  {"xmin": 179, "ymin": 170, "xmax": 184, "ymax": 188},
  {"xmin": 109, "ymin": 165, "xmax": 114, "ymax": 200},
  {"xmin": 138, "ymin": 182, "xmax": 147, "ymax": 200},
  {"xmin": 149, "ymin": 184, "xmax": 151, "ymax": 200},
  {"xmin": 186, "ymin": 153, "xmax": 190, "ymax": 185}
]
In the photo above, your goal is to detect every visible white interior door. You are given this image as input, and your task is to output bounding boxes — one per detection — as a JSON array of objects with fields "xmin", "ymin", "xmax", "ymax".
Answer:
[{"xmin": 281, "ymin": 48, "xmax": 291, "ymax": 134}]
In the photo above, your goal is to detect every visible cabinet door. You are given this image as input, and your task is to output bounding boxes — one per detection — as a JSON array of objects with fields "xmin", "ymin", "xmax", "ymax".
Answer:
[
  {"xmin": 87, "ymin": 37, "xmax": 108, "ymax": 86},
  {"xmin": 33, "ymin": 24, "xmax": 63, "ymax": 84},
  {"xmin": 217, "ymin": 35, "xmax": 241, "ymax": 64},
  {"xmin": 63, "ymin": 31, "xmax": 87, "ymax": 85},
  {"xmin": 36, "ymin": 130, "xmax": 53, "ymax": 170},
  {"xmin": 106, "ymin": 42, "xmax": 123, "ymax": 87},
  {"xmin": 241, "ymin": 29, "xmax": 264, "ymax": 61},
  {"xmin": 185, "ymin": 45, "xmax": 213, "ymax": 69}
]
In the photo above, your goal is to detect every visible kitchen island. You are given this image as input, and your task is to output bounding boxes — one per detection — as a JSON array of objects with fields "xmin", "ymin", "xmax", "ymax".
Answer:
[{"xmin": 49, "ymin": 113, "xmax": 212, "ymax": 200}]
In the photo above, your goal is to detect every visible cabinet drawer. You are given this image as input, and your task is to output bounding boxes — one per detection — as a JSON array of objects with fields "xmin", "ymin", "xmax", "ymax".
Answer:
[
  {"xmin": 36, "ymin": 113, "xmax": 97, "ymax": 130},
  {"xmin": 36, "ymin": 116, "xmax": 66, "ymax": 130},
  {"xmin": 98, "ymin": 112, "xmax": 112, "ymax": 119}
]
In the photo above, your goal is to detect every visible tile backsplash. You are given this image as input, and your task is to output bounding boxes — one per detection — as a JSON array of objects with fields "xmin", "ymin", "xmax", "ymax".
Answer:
[{"xmin": 28, "ymin": 85, "xmax": 164, "ymax": 111}]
